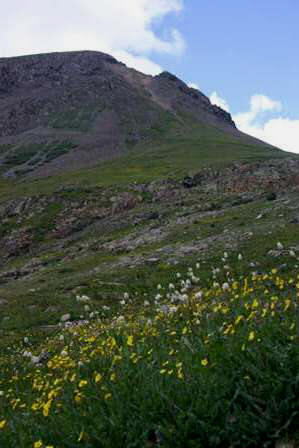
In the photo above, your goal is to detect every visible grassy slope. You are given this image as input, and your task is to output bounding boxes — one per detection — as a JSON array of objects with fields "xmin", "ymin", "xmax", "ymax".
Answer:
[
  {"xmin": 0, "ymin": 122, "xmax": 298, "ymax": 447},
  {"xmin": 0, "ymin": 122, "xmax": 289, "ymax": 200}
]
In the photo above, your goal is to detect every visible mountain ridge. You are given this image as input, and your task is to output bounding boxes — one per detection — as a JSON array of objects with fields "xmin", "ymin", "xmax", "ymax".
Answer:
[{"xmin": 0, "ymin": 50, "xmax": 279, "ymax": 179}]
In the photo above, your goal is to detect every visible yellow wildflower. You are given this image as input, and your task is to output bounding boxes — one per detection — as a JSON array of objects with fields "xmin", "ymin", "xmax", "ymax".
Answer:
[
  {"xmin": 34, "ymin": 442, "xmax": 43, "ymax": 448},
  {"xmin": 95, "ymin": 373, "xmax": 102, "ymax": 383},
  {"xmin": 43, "ymin": 400, "xmax": 52, "ymax": 417},
  {"xmin": 248, "ymin": 331, "xmax": 255, "ymax": 341},
  {"xmin": 127, "ymin": 335, "xmax": 134, "ymax": 346},
  {"xmin": 201, "ymin": 358, "xmax": 208, "ymax": 367},
  {"xmin": 0, "ymin": 420, "xmax": 6, "ymax": 429},
  {"xmin": 284, "ymin": 299, "xmax": 291, "ymax": 311}
]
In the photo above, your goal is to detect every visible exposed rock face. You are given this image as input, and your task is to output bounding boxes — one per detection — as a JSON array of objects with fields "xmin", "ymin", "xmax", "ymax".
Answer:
[
  {"xmin": 0, "ymin": 51, "xmax": 239, "ymax": 177},
  {"xmin": 152, "ymin": 71, "xmax": 235, "ymax": 129}
]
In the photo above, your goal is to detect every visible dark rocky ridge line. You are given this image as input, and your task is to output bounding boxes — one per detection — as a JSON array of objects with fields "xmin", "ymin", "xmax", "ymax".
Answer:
[{"xmin": 0, "ymin": 50, "xmax": 247, "ymax": 178}]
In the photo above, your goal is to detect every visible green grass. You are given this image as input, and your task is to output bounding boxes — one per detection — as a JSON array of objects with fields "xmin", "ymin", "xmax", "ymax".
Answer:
[
  {"xmin": 0, "ymin": 121, "xmax": 292, "ymax": 202},
  {"xmin": 0, "ymin": 117, "xmax": 298, "ymax": 446},
  {"xmin": 0, "ymin": 259, "xmax": 298, "ymax": 447}
]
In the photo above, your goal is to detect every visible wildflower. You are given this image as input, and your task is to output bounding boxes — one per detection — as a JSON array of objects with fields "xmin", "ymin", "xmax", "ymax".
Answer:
[
  {"xmin": 43, "ymin": 400, "xmax": 52, "ymax": 417},
  {"xmin": 34, "ymin": 442, "xmax": 43, "ymax": 448},
  {"xmin": 195, "ymin": 291, "xmax": 202, "ymax": 300},
  {"xmin": 104, "ymin": 393, "xmax": 112, "ymax": 400},
  {"xmin": 201, "ymin": 358, "xmax": 208, "ymax": 367},
  {"xmin": 84, "ymin": 305, "xmax": 90, "ymax": 312},
  {"xmin": 144, "ymin": 300, "xmax": 150, "ymax": 306},
  {"xmin": 248, "ymin": 331, "xmax": 255, "ymax": 341},
  {"xmin": 95, "ymin": 373, "xmax": 102, "ymax": 383},
  {"xmin": 60, "ymin": 313, "xmax": 71, "ymax": 322},
  {"xmin": 289, "ymin": 250, "xmax": 296, "ymax": 257},
  {"xmin": 78, "ymin": 430, "xmax": 84, "ymax": 442},
  {"xmin": 157, "ymin": 284, "xmax": 162, "ymax": 289},
  {"xmin": 222, "ymin": 282, "xmax": 229, "ymax": 291},
  {"xmin": 120, "ymin": 300, "xmax": 126, "ymax": 306},
  {"xmin": 0, "ymin": 420, "xmax": 6, "ymax": 429},
  {"xmin": 124, "ymin": 292, "xmax": 129, "ymax": 300},
  {"xmin": 31, "ymin": 355, "xmax": 40, "ymax": 364},
  {"xmin": 127, "ymin": 335, "xmax": 134, "ymax": 347},
  {"xmin": 277, "ymin": 242, "xmax": 283, "ymax": 250},
  {"xmin": 238, "ymin": 253, "xmax": 243, "ymax": 261},
  {"xmin": 169, "ymin": 283, "xmax": 175, "ymax": 290},
  {"xmin": 24, "ymin": 337, "xmax": 29, "ymax": 343},
  {"xmin": 0, "ymin": 391, "xmax": 4, "ymax": 396}
]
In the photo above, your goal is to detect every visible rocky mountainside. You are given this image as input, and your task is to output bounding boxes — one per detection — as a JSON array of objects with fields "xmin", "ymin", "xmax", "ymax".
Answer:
[{"xmin": 0, "ymin": 50, "xmax": 272, "ymax": 178}]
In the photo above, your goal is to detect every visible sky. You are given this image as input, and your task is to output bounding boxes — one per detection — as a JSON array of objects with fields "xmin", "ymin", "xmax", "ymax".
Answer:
[{"xmin": 1, "ymin": 0, "xmax": 298, "ymax": 152}]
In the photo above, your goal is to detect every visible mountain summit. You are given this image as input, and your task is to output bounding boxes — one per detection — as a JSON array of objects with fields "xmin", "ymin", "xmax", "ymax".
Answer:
[{"xmin": 0, "ymin": 50, "xmax": 280, "ymax": 177}]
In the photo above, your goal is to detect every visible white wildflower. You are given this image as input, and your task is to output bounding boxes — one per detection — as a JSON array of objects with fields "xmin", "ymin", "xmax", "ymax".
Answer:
[
  {"xmin": 120, "ymin": 299, "xmax": 126, "ymax": 306},
  {"xmin": 222, "ymin": 282, "xmax": 230, "ymax": 291},
  {"xmin": 169, "ymin": 283, "xmax": 175, "ymax": 290},
  {"xmin": 31, "ymin": 355, "xmax": 40, "ymax": 364},
  {"xmin": 277, "ymin": 242, "xmax": 284, "ymax": 250},
  {"xmin": 180, "ymin": 294, "xmax": 189, "ymax": 302},
  {"xmin": 144, "ymin": 300, "xmax": 150, "ymax": 306},
  {"xmin": 238, "ymin": 253, "xmax": 243, "ymax": 261},
  {"xmin": 124, "ymin": 292, "xmax": 129, "ymax": 300},
  {"xmin": 84, "ymin": 305, "xmax": 90, "ymax": 312},
  {"xmin": 195, "ymin": 291, "xmax": 202, "ymax": 300}
]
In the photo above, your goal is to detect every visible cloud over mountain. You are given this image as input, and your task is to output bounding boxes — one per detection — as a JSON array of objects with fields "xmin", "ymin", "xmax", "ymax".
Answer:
[
  {"xmin": 210, "ymin": 92, "xmax": 299, "ymax": 153},
  {"xmin": 0, "ymin": 0, "xmax": 185, "ymax": 75}
]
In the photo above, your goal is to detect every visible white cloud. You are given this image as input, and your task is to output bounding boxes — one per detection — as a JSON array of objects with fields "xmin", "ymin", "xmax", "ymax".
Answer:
[
  {"xmin": 0, "ymin": 0, "xmax": 185, "ymax": 75},
  {"xmin": 210, "ymin": 91, "xmax": 230, "ymax": 112},
  {"xmin": 235, "ymin": 115, "xmax": 299, "ymax": 153},
  {"xmin": 210, "ymin": 92, "xmax": 299, "ymax": 153},
  {"xmin": 188, "ymin": 82, "xmax": 200, "ymax": 90},
  {"xmin": 234, "ymin": 94, "xmax": 282, "ymax": 130},
  {"xmin": 233, "ymin": 94, "xmax": 299, "ymax": 153}
]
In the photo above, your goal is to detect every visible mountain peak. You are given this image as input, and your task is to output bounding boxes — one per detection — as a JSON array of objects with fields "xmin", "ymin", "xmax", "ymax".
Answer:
[{"xmin": 0, "ymin": 50, "xmax": 272, "ymax": 179}]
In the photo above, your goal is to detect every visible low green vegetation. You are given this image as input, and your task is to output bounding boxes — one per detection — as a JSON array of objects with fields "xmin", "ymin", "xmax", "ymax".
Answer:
[
  {"xmin": 0, "ymin": 119, "xmax": 298, "ymax": 446},
  {"xmin": 0, "ymin": 255, "xmax": 298, "ymax": 447}
]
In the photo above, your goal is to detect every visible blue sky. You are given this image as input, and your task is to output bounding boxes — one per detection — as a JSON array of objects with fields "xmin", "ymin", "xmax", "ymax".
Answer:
[
  {"xmin": 1, "ymin": 0, "xmax": 298, "ymax": 151},
  {"xmin": 155, "ymin": 0, "xmax": 298, "ymax": 119}
]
